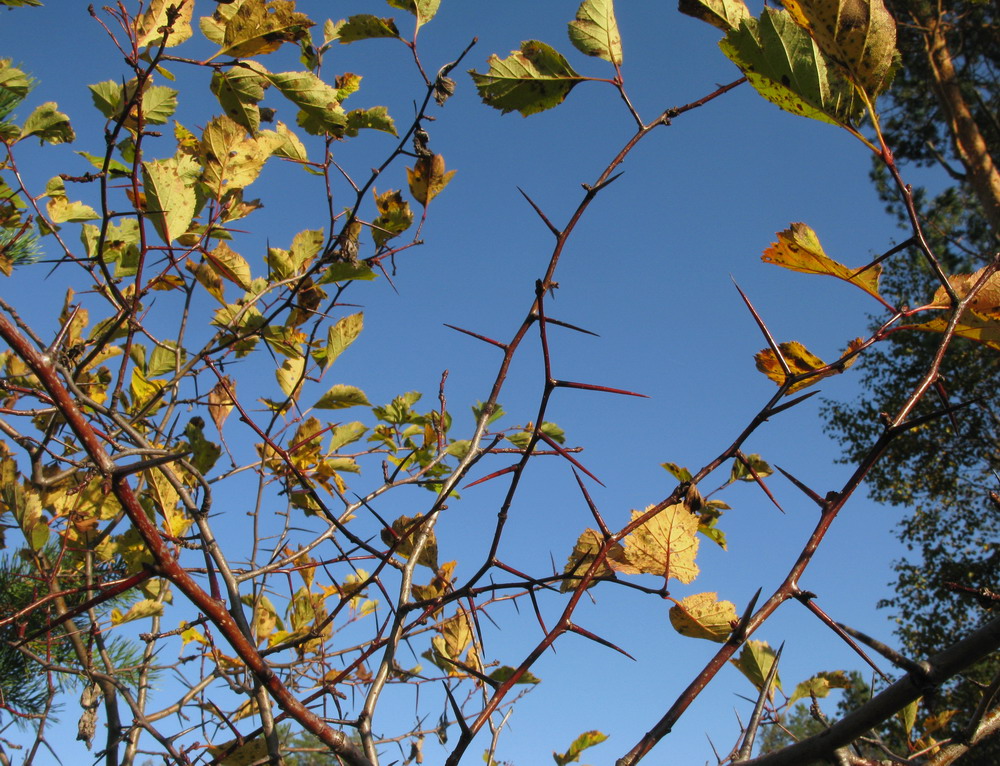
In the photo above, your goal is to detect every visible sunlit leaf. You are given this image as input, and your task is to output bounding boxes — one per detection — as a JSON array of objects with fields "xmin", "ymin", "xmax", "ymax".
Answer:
[
  {"xmin": 669, "ymin": 592, "xmax": 736, "ymax": 642},
  {"xmin": 336, "ymin": 14, "xmax": 400, "ymax": 42},
  {"xmin": 18, "ymin": 102, "xmax": 74, "ymax": 144},
  {"xmin": 314, "ymin": 312, "xmax": 363, "ymax": 371},
  {"xmin": 469, "ymin": 41, "xmax": 585, "ymax": 117},
  {"xmin": 488, "ymin": 666, "xmax": 541, "ymax": 684},
  {"xmin": 371, "ymin": 189, "xmax": 413, "ymax": 247},
  {"xmin": 142, "ymin": 157, "xmax": 198, "ymax": 243},
  {"xmin": 110, "ymin": 599, "xmax": 165, "ymax": 626},
  {"xmin": 788, "ymin": 670, "xmax": 852, "ymax": 706},
  {"xmin": 781, "ymin": 0, "xmax": 898, "ymax": 96},
  {"xmin": 762, "ymin": 223, "xmax": 881, "ymax": 299},
  {"xmin": 275, "ymin": 356, "xmax": 305, "ymax": 399},
  {"xmin": 661, "ymin": 461, "xmax": 693, "ymax": 481},
  {"xmin": 553, "ymin": 730, "xmax": 608, "ymax": 766},
  {"xmin": 264, "ymin": 70, "xmax": 346, "ymax": 136},
  {"xmin": 315, "ymin": 384, "xmax": 371, "ymax": 409},
  {"xmin": 407, "ymin": 153, "xmax": 456, "ymax": 207},
  {"xmin": 345, "ymin": 106, "xmax": 397, "ymax": 137},
  {"xmin": 610, "ymin": 504, "xmax": 700, "ymax": 584},
  {"xmin": 211, "ymin": 65, "xmax": 268, "ymax": 134},
  {"xmin": 731, "ymin": 639, "xmax": 782, "ymax": 695},
  {"xmin": 381, "ymin": 514, "xmax": 438, "ymax": 569},
  {"xmin": 568, "ymin": 0, "xmax": 623, "ymax": 65},
  {"xmin": 213, "ymin": 0, "xmax": 313, "ymax": 58},
  {"xmin": 136, "ymin": 0, "xmax": 194, "ymax": 48},
  {"xmin": 754, "ymin": 338, "xmax": 861, "ymax": 392},
  {"xmin": 199, "ymin": 115, "xmax": 280, "ymax": 198},
  {"xmin": 205, "ymin": 241, "xmax": 253, "ymax": 290},
  {"xmin": 678, "ymin": 0, "xmax": 751, "ymax": 33},
  {"xmin": 908, "ymin": 312, "xmax": 1000, "ymax": 352},
  {"xmin": 929, "ymin": 266, "xmax": 1000, "ymax": 319},
  {"xmin": 386, "ymin": 0, "xmax": 440, "ymax": 28},
  {"xmin": 561, "ymin": 528, "xmax": 620, "ymax": 592},
  {"xmin": 729, "ymin": 453, "xmax": 773, "ymax": 482},
  {"xmin": 720, "ymin": 8, "xmax": 863, "ymax": 127}
]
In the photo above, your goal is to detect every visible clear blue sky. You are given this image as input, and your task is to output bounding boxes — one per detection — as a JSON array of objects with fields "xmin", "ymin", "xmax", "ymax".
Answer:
[{"xmin": 1, "ymin": 1, "xmax": 927, "ymax": 763}]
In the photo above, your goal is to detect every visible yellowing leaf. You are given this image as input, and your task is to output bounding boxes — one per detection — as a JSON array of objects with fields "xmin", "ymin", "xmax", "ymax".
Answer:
[
  {"xmin": 135, "ymin": 0, "xmax": 194, "ymax": 48},
  {"xmin": 909, "ymin": 313, "xmax": 1000, "ymax": 351},
  {"xmin": 265, "ymin": 70, "xmax": 346, "ymax": 136},
  {"xmin": 142, "ymin": 158, "xmax": 197, "ymax": 244},
  {"xmin": 788, "ymin": 670, "xmax": 852, "ymax": 706},
  {"xmin": 210, "ymin": 65, "xmax": 268, "ymax": 134},
  {"xmin": 19, "ymin": 102, "xmax": 74, "ymax": 144},
  {"xmin": 669, "ymin": 592, "xmax": 737, "ymax": 642},
  {"xmin": 208, "ymin": 377, "xmax": 235, "ymax": 433},
  {"xmin": 110, "ymin": 599, "xmax": 164, "ymax": 626},
  {"xmin": 336, "ymin": 14, "xmax": 400, "ymax": 42},
  {"xmin": 720, "ymin": 8, "xmax": 863, "ymax": 127},
  {"xmin": 568, "ymin": 0, "xmax": 623, "ymax": 65},
  {"xmin": 610, "ymin": 504, "xmax": 700, "ymax": 584},
  {"xmin": 781, "ymin": 0, "xmax": 898, "ymax": 97},
  {"xmin": 205, "ymin": 241, "xmax": 252, "ymax": 290},
  {"xmin": 561, "ymin": 528, "xmax": 620, "ymax": 592},
  {"xmin": 762, "ymin": 223, "xmax": 881, "ymax": 298},
  {"xmin": 380, "ymin": 514, "xmax": 438, "ymax": 569},
  {"xmin": 213, "ymin": 0, "xmax": 313, "ymax": 59},
  {"xmin": 469, "ymin": 41, "xmax": 585, "ymax": 117},
  {"xmin": 731, "ymin": 639, "xmax": 782, "ymax": 694},
  {"xmin": 929, "ymin": 267, "xmax": 1000, "ymax": 319},
  {"xmin": 407, "ymin": 154, "xmax": 456, "ymax": 207},
  {"xmin": 754, "ymin": 338, "xmax": 861, "ymax": 393},
  {"xmin": 678, "ymin": 0, "xmax": 751, "ymax": 33},
  {"xmin": 554, "ymin": 730, "xmax": 608, "ymax": 766},
  {"xmin": 186, "ymin": 258, "xmax": 226, "ymax": 303},
  {"xmin": 199, "ymin": 115, "xmax": 279, "ymax": 199},
  {"xmin": 314, "ymin": 384, "xmax": 370, "ymax": 409},
  {"xmin": 275, "ymin": 356, "xmax": 305, "ymax": 399},
  {"xmin": 207, "ymin": 736, "xmax": 269, "ymax": 766},
  {"xmin": 313, "ymin": 312, "xmax": 363, "ymax": 371},
  {"xmin": 371, "ymin": 189, "xmax": 413, "ymax": 247},
  {"xmin": 386, "ymin": 0, "xmax": 440, "ymax": 28}
]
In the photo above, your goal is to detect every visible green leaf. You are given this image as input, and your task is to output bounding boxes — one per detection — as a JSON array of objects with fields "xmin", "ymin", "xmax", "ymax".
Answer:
[
  {"xmin": 730, "ymin": 639, "xmax": 782, "ymax": 694},
  {"xmin": 678, "ymin": 0, "xmax": 751, "ymax": 33},
  {"xmin": 568, "ymin": 0, "xmax": 623, "ymax": 65},
  {"xmin": 788, "ymin": 670, "xmax": 852, "ymax": 706},
  {"xmin": 488, "ymin": 666, "xmax": 541, "ymax": 684},
  {"xmin": 137, "ymin": 84, "xmax": 179, "ymax": 125},
  {"xmin": 553, "ymin": 730, "xmax": 608, "ymax": 765},
  {"xmin": 315, "ymin": 384, "xmax": 371, "ymax": 409},
  {"xmin": 729, "ymin": 453, "xmax": 773, "ymax": 483},
  {"xmin": 661, "ymin": 462, "xmax": 693, "ymax": 482},
  {"xmin": 314, "ymin": 312, "xmax": 363, "ymax": 371},
  {"xmin": 318, "ymin": 260, "xmax": 376, "ymax": 284},
  {"xmin": 781, "ymin": 0, "xmax": 898, "ymax": 97},
  {"xmin": 720, "ymin": 8, "xmax": 864, "ymax": 127},
  {"xmin": 213, "ymin": 0, "xmax": 314, "ymax": 59},
  {"xmin": 142, "ymin": 158, "xmax": 198, "ymax": 244},
  {"xmin": 46, "ymin": 196, "xmax": 98, "ymax": 224},
  {"xmin": 336, "ymin": 14, "xmax": 400, "ymax": 42},
  {"xmin": 469, "ymin": 41, "xmax": 586, "ymax": 117},
  {"xmin": 265, "ymin": 70, "xmax": 346, "ymax": 136},
  {"xmin": 328, "ymin": 421, "xmax": 368, "ymax": 452},
  {"xmin": 345, "ymin": 106, "xmax": 397, "ymax": 137},
  {"xmin": 374, "ymin": 391, "xmax": 422, "ymax": 424},
  {"xmin": 211, "ymin": 65, "xmax": 269, "ymax": 134},
  {"xmin": 386, "ymin": 0, "xmax": 440, "ymax": 28},
  {"xmin": 18, "ymin": 102, "xmax": 74, "ymax": 144},
  {"xmin": 147, "ymin": 342, "xmax": 185, "ymax": 378},
  {"xmin": 0, "ymin": 59, "xmax": 34, "ymax": 120}
]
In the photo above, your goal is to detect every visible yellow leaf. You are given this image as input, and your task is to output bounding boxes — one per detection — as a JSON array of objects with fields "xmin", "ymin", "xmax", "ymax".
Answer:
[
  {"xmin": 407, "ymin": 154, "xmax": 456, "ymax": 207},
  {"xmin": 762, "ymin": 223, "xmax": 881, "ymax": 299},
  {"xmin": 205, "ymin": 241, "xmax": 252, "ymax": 290},
  {"xmin": 560, "ymin": 528, "xmax": 620, "ymax": 592},
  {"xmin": 380, "ymin": 514, "xmax": 438, "ymax": 570},
  {"xmin": 135, "ymin": 0, "xmax": 194, "ymax": 48},
  {"xmin": 669, "ymin": 592, "xmax": 737, "ymax": 642},
  {"xmin": 274, "ymin": 356, "xmax": 305, "ymax": 399},
  {"xmin": 207, "ymin": 736, "xmax": 269, "ymax": 766},
  {"xmin": 610, "ymin": 504, "xmax": 700, "ymax": 584},
  {"xmin": 929, "ymin": 267, "xmax": 1000, "ymax": 319},
  {"xmin": 731, "ymin": 639, "xmax": 782, "ymax": 695},
  {"xmin": 754, "ymin": 338, "xmax": 862, "ymax": 393},
  {"xmin": 109, "ymin": 599, "xmax": 164, "ymax": 626}
]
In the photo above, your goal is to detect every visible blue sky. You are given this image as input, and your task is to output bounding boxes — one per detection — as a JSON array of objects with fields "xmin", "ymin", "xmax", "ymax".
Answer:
[{"xmin": 1, "ymin": 1, "xmax": 930, "ymax": 763}]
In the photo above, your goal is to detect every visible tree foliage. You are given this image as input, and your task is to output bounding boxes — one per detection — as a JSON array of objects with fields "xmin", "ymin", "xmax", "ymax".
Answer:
[{"xmin": 1, "ymin": 0, "xmax": 999, "ymax": 764}]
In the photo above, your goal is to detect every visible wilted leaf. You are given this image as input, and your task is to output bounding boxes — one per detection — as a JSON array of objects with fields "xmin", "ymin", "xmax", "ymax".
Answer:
[
  {"xmin": 762, "ymin": 223, "xmax": 881, "ymax": 299},
  {"xmin": 469, "ymin": 41, "xmax": 585, "ymax": 117},
  {"xmin": 568, "ymin": 0, "xmax": 623, "ymax": 65},
  {"xmin": 553, "ymin": 730, "xmax": 608, "ymax": 766},
  {"xmin": 380, "ymin": 514, "xmax": 438, "ymax": 569},
  {"xmin": 407, "ymin": 154, "xmax": 456, "ymax": 207},
  {"xmin": 610, "ymin": 504, "xmax": 699, "ymax": 584},
  {"xmin": 371, "ymin": 189, "xmax": 413, "ymax": 247},
  {"xmin": 561, "ymin": 528, "xmax": 620, "ymax": 592},
  {"xmin": 208, "ymin": 377, "xmax": 235, "ymax": 433},
  {"xmin": 669, "ymin": 592, "xmax": 737, "ymax": 642}
]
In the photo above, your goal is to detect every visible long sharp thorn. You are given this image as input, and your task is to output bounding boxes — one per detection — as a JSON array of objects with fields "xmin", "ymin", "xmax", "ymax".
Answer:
[
  {"xmin": 442, "ymin": 683, "xmax": 471, "ymax": 735},
  {"xmin": 737, "ymin": 453, "xmax": 784, "ymax": 514},
  {"xmin": 572, "ymin": 469, "xmax": 611, "ymax": 537},
  {"xmin": 541, "ymin": 316, "xmax": 600, "ymax": 337},
  {"xmin": 847, "ymin": 237, "xmax": 913, "ymax": 279},
  {"xmin": 900, "ymin": 397, "xmax": 979, "ymax": 432},
  {"xmin": 732, "ymin": 278, "xmax": 790, "ymax": 376},
  {"xmin": 731, "ymin": 587, "xmax": 762, "ymax": 642},
  {"xmin": 737, "ymin": 642, "xmax": 784, "ymax": 761},
  {"xmin": 443, "ymin": 323, "xmax": 508, "ymax": 350},
  {"xmin": 768, "ymin": 389, "xmax": 819, "ymax": 416},
  {"xmin": 528, "ymin": 588, "xmax": 548, "ymax": 634},
  {"xmin": 588, "ymin": 171, "xmax": 625, "ymax": 194},
  {"xmin": 517, "ymin": 187, "xmax": 561, "ymax": 238},
  {"xmin": 464, "ymin": 464, "xmax": 517, "ymax": 488},
  {"xmin": 537, "ymin": 431, "xmax": 605, "ymax": 486},
  {"xmin": 774, "ymin": 464, "xmax": 826, "ymax": 509},
  {"xmin": 552, "ymin": 379, "xmax": 648, "ymax": 398},
  {"xmin": 567, "ymin": 622, "xmax": 636, "ymax": 660},
  {"xmin": 799, "ymin": 598, "xmax": 889, "ymax": 680}
]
